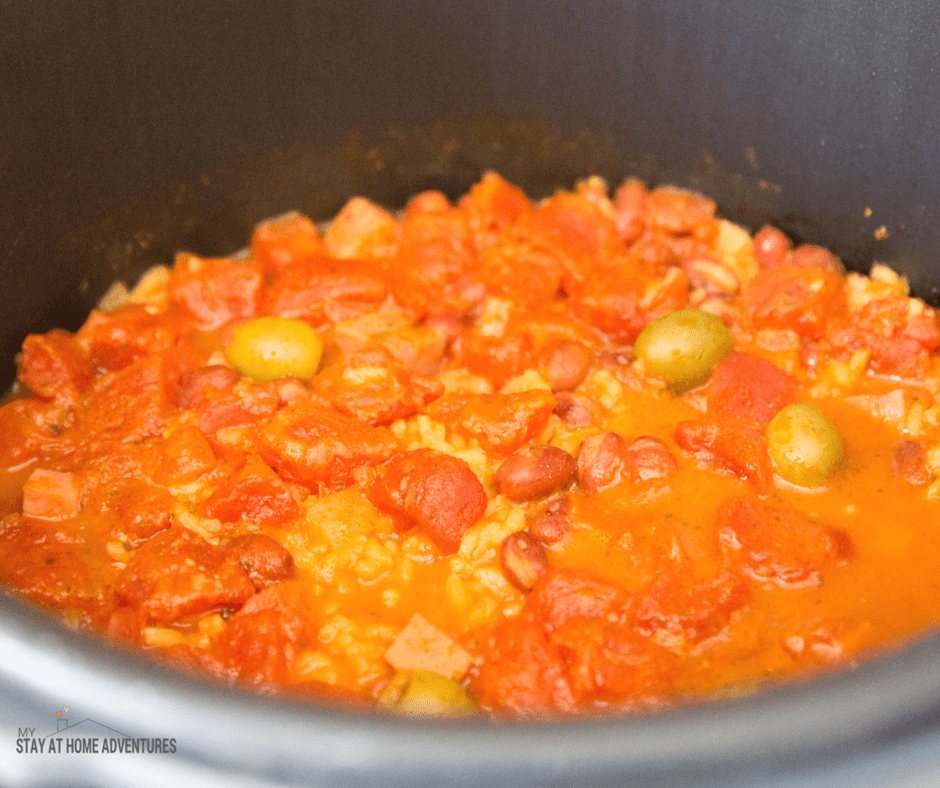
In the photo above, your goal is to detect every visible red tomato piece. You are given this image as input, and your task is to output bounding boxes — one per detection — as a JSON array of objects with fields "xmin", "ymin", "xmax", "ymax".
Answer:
[
  {"xmin": 390, "ymin": 213, "xmax": 483, "ymax": 318},
  {"xmin": 323, "ymin": 197, "xmax": 399, "ymax": 259},
  {"xmin": 254, "ymin": 399, "xmax": 400, "ymax": 489},
  {"xmin": 674, "ymin": 417, "xmax": 773, "ymax": 493},
  {"xmin": 632, "ymin": 571, "xmax": 750, "ymax": 648},
  {"xmin": 214, "ymin": 582, "xmax": 315, "ymax": 686},
  {"xmin": 313, "ymin": 347, "xmax": 444, "ymax": 426},
  {"xmin": 477, "ymin": 231, "xmax": 567, "ymax": 307},
  {"xmin": 564, "ymin": 263, "xmax": 648, "ymax": 343},
  {"xmin": 707, "ymin": 352, "xmax": 800, "ymax": 426},
  {"xmin": 84, "ymin": 477, "xmax": 174, "ymax": 546},
  {"xmin": 717, "ymin": 496, "xmax": 850, "ymax": 588},
  {"xmin": 0, "ymin": 516, "xmax": 117, "ymax": 624},
  {"xmin": 613, "ymin": 179, "xmax": 649, "ymax": 244},
  {"xmin": 531, "ymin": 568, "xmax": 631, "ymax": 633},
  {"xmin": 472, "ymin": 607, "xmax": 576, "ymax": 717},
  {"xmin": 529, "ymin": 191, "xmax": 623, "ymax": 261},
  {"xmin": 143, "ymin": 424, "xmax": 218, "ymax": 487},
  {"xmin": 79, "ymin": 354, "xmax": 172, "ymax": 443},
  {"xmin": 368, "ymin": 448, "xmax": 487, "ymax": 554},
  {"xmin": 743, "ymin": 265, "xmax": 844, "ymax": 337},
  {"xmin": 263, "ymin": 258, "xmax": 388, "ymax": 329},
  {"xmin": 549, "ymin": 617, "xmax": 679, "ymax": 704},
  {"xmin": 18, "ymin": 330, "xmax": 95, "ymax": 401},
  {"xmin": 458, "ymin": 171, "xmax": 532, "ymax": 251},
  {"xmin": 0, "ymin": 398, "xmax": 68, "ymax": 471},
  {"xmin": 169, "ymin": 254, "xmax": 263, "ymax": 330},
  {"xmin": 645, "ymin": 187, "xmax": 717, "ymax": 236},
  {"xmin": 825, "ymin": 297, "xmax": 940, "ymax": 378},
  {"xmin": 115, "ymin": 527, "xmax": 255, "ymax": 623},
  {"xmin": 251, "ymin": 212, "xmax": 322, "ymax": 276},
  {"xmin": 77, "ymin": 304, "xmax": 186, "ymax": 372},
  {"xmin": 198, "ymin": 457, "xmax": 300, "ymax": 528},
  {"xmin": 427, "ymin": 390, "xmax": 556, "ymax": 457}
]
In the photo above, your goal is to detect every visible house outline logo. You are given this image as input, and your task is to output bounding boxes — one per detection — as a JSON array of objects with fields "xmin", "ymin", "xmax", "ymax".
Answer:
[{"xmin": 15, "ymin": 706, "xmax": 177, "ymax": 756}]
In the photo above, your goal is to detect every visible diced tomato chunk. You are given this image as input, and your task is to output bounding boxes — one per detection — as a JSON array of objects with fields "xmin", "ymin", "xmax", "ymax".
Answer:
[
  {"xmin": 550, "ymin": 617, "xmax": 679, "ymax": 704},
  {"xmin": 169, "ymin": 254, "xmax": 263, "ymax": 330},
  {"xmin": 0, "ymin": 398, "xmax": 68, "ymax": 471},
  {"xmin": 427, "ymin": 390, "xmax": 556, "ymax": 456},
  {"xmin": 79, "ymin": 354, "xmax": 172, "ymax": 443},
  {"xmin": 717, "ymin": 496, "xmax": 849, "ymax": 588},
  {"xmin": 18, "ymin": 330, "xmax": 95, "ymax": 400},
  {"xmin": 707, "ymin": 352, "xmax": 800, "ymax": 426},
  {"xmin": 564, "ymin": 263, "xmax": 647, "ymax": 343},
  {"xmin": 368, "ymin": 448, "xmax": 487, "ymax": 554},
  {"xmin": 458, "ymin": 171, "xmax": 532, "ymax": 251},
  {"xmin": 84, "ymin": 478, "xmax": 173, "ymax": 546},
  {"xmin": 263, "ymin": 258, "xmax": 388, "ymax": 329},
  {"xmin": 632, "ymin": 571, "xmax": 750, "ymax": 648},
  {"xmin": 254, "ymin": 399, "xmax": 400, "ymax": 489},
  {"xmin": 529, "ymin": 191, "xmax": 622, "ymax": 261},
  {"xmin": 115, "ymin": 527, "xmax": 255, "ymax": 623},
  {"xmin": 251, "ymin": 212, "xmax": 322, "ymax": 275},
  {"xmin": 175, "ymin": 365, "xmax": 241, "ymax": 410},
  {"xmin": 674, "ymin": 417, "xmax": 772, "ymax": 493},
  {"xmin": 645, "ymin": 187, "xmax": 716, "ymax": 235},
  {"xmin": 142, "ymin": 424, "xmax": 218, "ymax": 487},
  {"xmin": 214, "ymin": 582, "xmax": 315, "ymax": 686},
  {"xmin": 0, "ymin": 516, "xmax": 117, "ymax": 623},
  {"xmin": 199, "ymin": 457, "xmax": 299, "ymax": 528},
  {"xmin": 825, "ymin": 297, "xmax": 940, "ymax": 378},
  {"xmin": 178, "ymin": 372, "xmax": 280, "ymax": 438},
  {"xmin": 390, "ymin": 213, "xmax": 483, "ymax": 317},
  {"xmin": 77, "ymin": 304, "xmax": 186, "ymax": 372},
  {"xmin": 743, "ymin": 265, "xmax": 844, "ymax": 337},
  {"xmin": 532, "ymin": 568, "xmax": 631, "ymax": 633},
  {"xmin": 472, "ymin": 607, "xmax": 576, "ymax": 717},
  {"xmin": 313, "ymin": 347, "xmax": 444, "ymax": 426},
  {"xmin": 323, "ymin": 197, "xmax": 399, "ymax": 259},
  {"xmin": 477, "ymin": 232, "xmax": 567, "ymax": 307}
]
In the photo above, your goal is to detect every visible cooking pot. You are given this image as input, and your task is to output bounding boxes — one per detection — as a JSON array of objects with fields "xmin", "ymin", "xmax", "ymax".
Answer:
[{"xmin": 3, "ymin": 2, "xmax": 940, "ymax": 786}]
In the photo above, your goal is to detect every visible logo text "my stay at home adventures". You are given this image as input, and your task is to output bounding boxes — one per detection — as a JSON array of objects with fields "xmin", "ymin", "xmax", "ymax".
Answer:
[{"xmin": 15, "ymin": 707, "xmax": 177, "ymax": 756}]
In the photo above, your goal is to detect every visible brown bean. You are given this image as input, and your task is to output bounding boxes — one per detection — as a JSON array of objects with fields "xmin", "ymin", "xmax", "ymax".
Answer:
[
  {"xmin": 554, "ymin": 393, "xmax": 594, "ymax": 428},
  {"xmin": 500, "ymin": 531, "xmax": 549, "ymax": 592},
  {"xmin": 544, "ymin": 340, "xmax": 592, "ymax": 392},
  {"xmin": 494, "ymin": 445, "xmax": 577, "ymax": 502},
  {"xmin": 613, "ymin": 179, "xmax": 648, "ymax": 244},
  {"xmin": 529, "ymin": 496, "xmax": 572, "ymax": 545},
  {"xmin": 175, "ymin": 365, "xmax": 239, "ymax": 409},
  {"xmin": 623, "ymin": 436, "xmax": 678, "ymax": 482},
  {"xmin": 893, "ymin": 440, "xmax": 931, "ymax": 486},
  {"xmin": 753, "ymin": 226, "xmax": 792, "ymax": 269},
  {"xmin": 577, "ymin": 432, "xmax": 627, "ymax": 492},
  {"xmin": 683, "ymin": 258, "xmax": 740, "ymax": 296},
  {"xmin": 226, "ymin": 534, "xmax": 295, "ymax": 590},
  {"xmin": 786, "ymin": 244, "xmax": 844, "ymax": 274}
]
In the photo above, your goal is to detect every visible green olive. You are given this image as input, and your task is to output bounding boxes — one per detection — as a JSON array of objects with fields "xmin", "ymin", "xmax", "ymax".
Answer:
[
  {"xmin": 377, "ymin": 669, "xmax": 478, "ymax": 717},
  {"xmin": 634, "ymin": 309, "xmax": 734, "ymax": 392},
  {"xmin": 766, "ymin": 403, "xmax": 844, "ymax": 487},
  {"xmin": 225, "ymin": 317, "xmax": 323, "ymax": 382}
]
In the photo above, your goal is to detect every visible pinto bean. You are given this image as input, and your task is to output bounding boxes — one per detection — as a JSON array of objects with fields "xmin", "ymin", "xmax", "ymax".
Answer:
[
  {"xmin": 623, "ymin": 436, "xmax": 678, "ymax": 482},
  {"xmin": 786, "ymin": 244, "xmax": 844, "ymax": 274},
  {"xmin": 529, "ymin": 496, "xmax": 573, "ymax": 545},
  {"xmin": 577, "ymin": 432, "xmax": 627, "ymax": 492},
  {"xmin": 494, "ymin": 445, "xmax": 577, "ymax": 502},
  {"xmin": 554, "ymin": 393, "xmax": 594, "ymax": 428},
  {"xmin": 753, "ymin": 226, "xmax": 792, "ymax": 269},
  {"xmin": 544, "ymin": 340, "xmax": 592, "ymax": 392},
  {"xmin": 500, "ymin": 531, "xmax": 549, "ymax": 592},
  {"xmin": 893, "ymin": 440, "xmax": 931, "ymax": 486},
  {"xmin": 226, "ymin": 534, "xmax": 295, "ymax": 590}
]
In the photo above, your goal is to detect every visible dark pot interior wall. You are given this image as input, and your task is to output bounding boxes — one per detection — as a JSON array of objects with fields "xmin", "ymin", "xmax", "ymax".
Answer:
[{"xmin": 3, "ymin": 0, "xmax": 940, "ymax": 384}]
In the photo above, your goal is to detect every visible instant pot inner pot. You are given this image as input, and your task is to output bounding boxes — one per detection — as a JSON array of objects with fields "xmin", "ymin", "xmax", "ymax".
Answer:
[{"xmin": 4, "ymin": 2, "xmax": 940, "ymax": 787}]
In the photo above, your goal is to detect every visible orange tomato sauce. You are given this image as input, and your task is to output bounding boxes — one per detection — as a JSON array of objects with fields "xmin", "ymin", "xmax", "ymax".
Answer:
[{"xmin": 2, "ymin": 173, "xmax": 940, "ymax": 717}]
